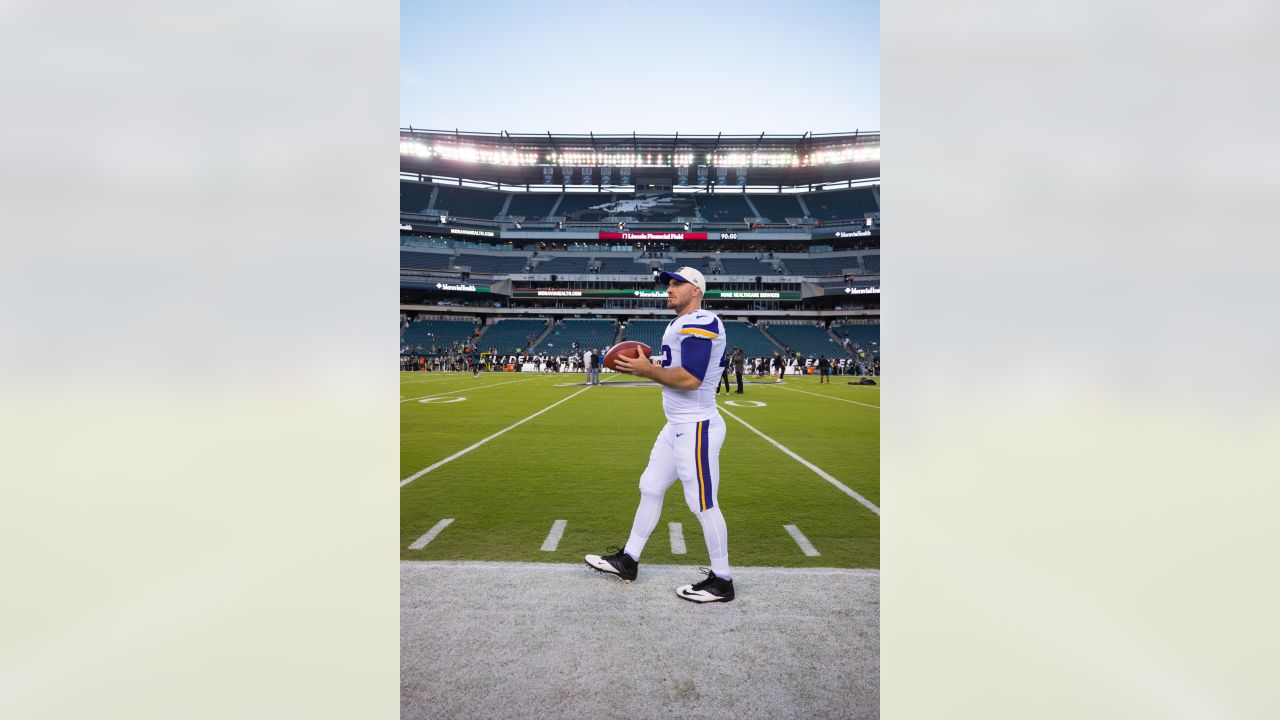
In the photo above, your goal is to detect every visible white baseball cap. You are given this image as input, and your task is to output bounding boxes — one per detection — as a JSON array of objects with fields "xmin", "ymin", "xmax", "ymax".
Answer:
[{"xmin": 657, "ymin": 266, "xmax": 706, "ymax": 294}]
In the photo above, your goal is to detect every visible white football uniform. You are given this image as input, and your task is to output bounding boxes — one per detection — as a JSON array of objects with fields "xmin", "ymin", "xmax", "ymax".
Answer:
[
  {"xmin": 637, "ymin": 310, "xmax": 728, "ymax": 514},
  {"xmin": 611, "ymin": 304, "xmax": 733, "ymax": 587}
]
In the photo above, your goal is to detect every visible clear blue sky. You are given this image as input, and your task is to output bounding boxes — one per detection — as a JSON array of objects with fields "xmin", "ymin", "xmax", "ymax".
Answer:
[{"xmin": 401, "ymin": 0, "xmax": 879, "ymax": 135}]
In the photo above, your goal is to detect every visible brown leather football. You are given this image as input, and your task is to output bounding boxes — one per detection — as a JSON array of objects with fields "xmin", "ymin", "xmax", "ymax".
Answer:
[{"xmin": 603, "ymin": 341, "xmax": 653, "ymax": 371}]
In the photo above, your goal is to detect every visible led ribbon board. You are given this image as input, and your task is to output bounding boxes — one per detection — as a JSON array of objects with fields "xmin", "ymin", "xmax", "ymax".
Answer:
[
  {"xmin": 597, "ymin": 232, "xmax": 708, "ymax": 241},
  {"xmin": 511, "ymin": 288, "xmax": 800, "ymax": 300}
]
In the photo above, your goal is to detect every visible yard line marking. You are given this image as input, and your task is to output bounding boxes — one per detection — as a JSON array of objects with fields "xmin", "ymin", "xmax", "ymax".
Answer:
[
  {"xmin": 401, "ymin": 374, "xmax": 555, "ymax": 402},
  {"xmin": 718, "ymin": 403, "xmax": 881, "ymax": 516},
  {"xmin": 784, "ymin": 524, "xmax": 821, "ymax": 556},
  {"xmin": 669, "ymin": 522, "xmax": 687, "ymax": 554},
  {"xmin": 540, "ymin": 519, "xmax": 568, "ymax": 551},
  {"xmin": 408, "ymin": 518, "xmax": 455, "ymax": 550},
  {"xmin": 760, "ymin": 383, "xmax": 879, "ymax": 409},
  {"xmin": 401, "ymin": 385, "xmax": 594, "ymax": 487}
]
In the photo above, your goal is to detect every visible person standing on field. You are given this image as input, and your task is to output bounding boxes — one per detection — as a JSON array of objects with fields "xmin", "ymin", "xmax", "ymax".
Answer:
[
  {"xmin": 716, "ymin": 346, "xmax": 732, "ymax": 394},
  {"xmin": 585, "ymin": 267, "xmax": 735, "ymax": 603},
  {"xmin": 732, "ymin": 347, "xmax": 745, "ymax": 393}
]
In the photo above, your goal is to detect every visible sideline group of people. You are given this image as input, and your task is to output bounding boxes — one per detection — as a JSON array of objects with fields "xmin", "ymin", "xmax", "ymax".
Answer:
[
  {"xmin": 743, "ymin": 349, "xmax": 880, "ymax": 381},
  {"xmin": 401, "ymin": 345, "xmax": 881, "ymax": 380},
  {"xmin": 400, "ymin": 349, "xmax": 612, "ymax": 376}
]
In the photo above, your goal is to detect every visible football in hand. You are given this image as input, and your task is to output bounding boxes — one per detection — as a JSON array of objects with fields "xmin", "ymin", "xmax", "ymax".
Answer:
[{"xmin": 603, "ymin": 341, "xmax": 652, "ymax": 371}]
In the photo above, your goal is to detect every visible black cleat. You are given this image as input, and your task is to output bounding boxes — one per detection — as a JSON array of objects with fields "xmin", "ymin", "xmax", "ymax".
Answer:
[
  {"xmin": 676, "ymin": 568, "xmax": 735, "ymax": 603},
  {"xmin": 585, "ymin": 546, "xmax": 638, "ymax": 582}
]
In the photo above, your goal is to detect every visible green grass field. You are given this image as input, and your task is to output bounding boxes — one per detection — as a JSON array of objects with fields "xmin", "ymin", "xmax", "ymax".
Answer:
[{"xmin": 400, "ymin": 369, "xmax": 880, "ymax": 568}]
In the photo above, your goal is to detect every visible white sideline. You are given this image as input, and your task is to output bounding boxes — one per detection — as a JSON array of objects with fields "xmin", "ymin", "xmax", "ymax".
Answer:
[
  {"xmin": 400, "ymin": 375, "xmax": 460, "ymax": 384},
  {"xmin": 408, "ymin": 518, "xmax": 454, "ymax": 550},
  {"xmin": 784, "ymin": 524, "xmax": 822, "ymax": 556},
  {"xmin": 668, "ymin": 522, "xmax": 686, "ymax": 554},
  {"xmin": 760, "ymin": 382, "xmax": 880, "ymax": 409},
  {"xmin": 401, "ymin": 560, "xmax": 878, "ymax": 576},
  {"xmin": 401, "ymin": 374, "xmax": 556, "ymax": 402},
  {"xmin": 401, "ymin": 385, "xmax": 594, "ymax": 487},
  {"xmin": 540, "ymin": 519, "xmax": 568, "ymax": 552},
  {"xmin": 717, "ymin": 403, "xmax": 881, "ymax": 516}
]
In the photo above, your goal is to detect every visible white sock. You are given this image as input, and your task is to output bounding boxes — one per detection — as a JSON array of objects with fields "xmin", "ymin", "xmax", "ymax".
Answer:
[
  {"xmin": 695, "ymin": 505, "xmax": 731, "ymax": 580},
  {"xmin": 623, "ymin": 490, "xmax": 664, "ymax": 561}
]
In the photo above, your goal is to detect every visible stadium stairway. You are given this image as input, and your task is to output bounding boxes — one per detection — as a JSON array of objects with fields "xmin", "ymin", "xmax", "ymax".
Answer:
[
  {"xmin": 762, "ymin": 322, "xmax": 851, "ymax": 358},
  {"xmin": 620, "ymin": 319, "xmax": 667, "ymax": 349},
  {"xmin": 721, "ymin": 320, "xmax": 785, "ymax": 358},
  {"xmin": 474, "ymin": 318, "xmax": 551, "ymax": 355},
  {"xmin": 826, "ymin": 326, "xmax": 851, "ymax": 352},
  {"xmin": 401, "ymin": 318, "xmax": 480, "ymax": 352},
  {"xmin": 527, "ymin": 321, "xmax": 557, "ymax": 352},
  {"xmin": 832, "ymin": 323, "xmax": 881, "ymax": 355},
  {"xmin": 795, "ymin": 194, "xmax": 812, "ymax": 217},
  {"xmin": 534, "ymin": 319, "xmax": 617, "ymax": 354}
]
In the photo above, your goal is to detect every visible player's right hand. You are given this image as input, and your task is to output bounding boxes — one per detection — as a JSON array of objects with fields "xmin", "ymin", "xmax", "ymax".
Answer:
[{"xmin": 614, "ymin": 348, "xmax": 645, "ymax": 375}]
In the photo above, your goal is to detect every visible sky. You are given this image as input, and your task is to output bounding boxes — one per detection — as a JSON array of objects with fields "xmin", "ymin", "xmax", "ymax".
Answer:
[{"xmin": 400, "ymin": 0, "xmax": 879, "ymax": 136}]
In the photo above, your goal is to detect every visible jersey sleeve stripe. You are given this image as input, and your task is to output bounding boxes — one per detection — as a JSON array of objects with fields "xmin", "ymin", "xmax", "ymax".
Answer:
[
  {"xmin": 679, "ymin": 328, "xmax": 719, "ymax": 338},
  {"xmin": 684, "ymin": 317, "xmax": 720, "ymax": 333}
]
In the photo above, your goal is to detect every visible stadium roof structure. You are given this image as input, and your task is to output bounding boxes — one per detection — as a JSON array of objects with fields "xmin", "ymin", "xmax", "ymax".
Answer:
[{"xmin": 400, "ymin": 129, "xmax": 879, "ymax": 188}]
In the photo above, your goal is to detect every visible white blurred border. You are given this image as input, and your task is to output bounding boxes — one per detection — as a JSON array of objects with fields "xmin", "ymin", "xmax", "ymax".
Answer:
[
  {"xmin": 0, "ymin": 1, "xmax": 399, "ymax": 718},
  {"xmin": 885, "ymin": 0, "xmax": 1280, "ymax": 717}
]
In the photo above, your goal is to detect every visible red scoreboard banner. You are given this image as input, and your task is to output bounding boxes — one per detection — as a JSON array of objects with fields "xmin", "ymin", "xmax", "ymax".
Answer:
[{"xmin": 598, "ymin": 232, "xmax": 709, "ymax": 241}]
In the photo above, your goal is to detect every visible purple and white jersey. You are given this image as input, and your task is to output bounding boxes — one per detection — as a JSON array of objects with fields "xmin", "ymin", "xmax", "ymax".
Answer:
[{"xmin": 658, "ymin": 309, "xmax": 727, "ymax": 423}]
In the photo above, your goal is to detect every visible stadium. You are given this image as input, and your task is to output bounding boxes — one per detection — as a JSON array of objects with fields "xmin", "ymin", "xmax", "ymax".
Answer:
[
  {"xmin": 399, "ymin": 128, "xmax": 880, "ymax": 373},
  {"xmin": 400, "ymin": 128, "xmax": 880, "ymax": 719}
]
